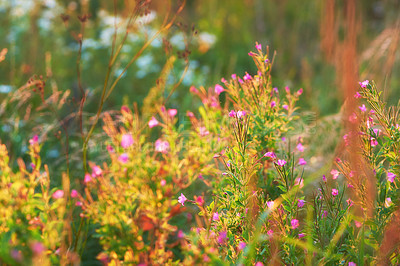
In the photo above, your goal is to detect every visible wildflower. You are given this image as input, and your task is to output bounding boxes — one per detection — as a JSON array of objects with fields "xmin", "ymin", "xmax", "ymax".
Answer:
[
  {"xmin": 385, "ymin": 197, "xmax": 392, "ymax": 208},
  {"xmin": 359, "ymin": 104, "xmax": 367, "ymax": 112},
  {"xmin": 71, "ymin": 189, "xmax": 79, "ymax": 198},
  {"xmin": 231, "ymin": 74, "xmax": 237, "ymax": 79},
  {"xmin": 263, "ymin": 151, "xmax": 276, "ymax": 159},
  {"xmin": 298, "ymin": 199, "xmax": 305, "ymax": 208},
  {"xmin": 296, "ymin": 143, "xmax": 304, "ymax": 152},
  {"xmin": 121, "ymin": 105, "xmax": 130, "ymax": 114},
  {"xmin": 298, "ymin": 158, "xmax": 307, "ymax": 166},
  {"xmin": 322, "ymin": 210, "xmax": 328, "ymax": 218},
  {"xmin": 387, "ymin": 172, "xmax": 396, "ymax": 183},
  {"xmin": 52, "ymin": 190, "xmax": 64, "ymax": 199},
  {"xmin": 359, "ymin": 80, "xmax": 369, "ymax": 88},
  {"xmin": 283, "ymin": 104, "xmax": 289, "ymax": 110},
  {"xmin": 29, "ymin": 135, "xmax": 39, "ymax": 145},
  {"xmin": 238, "ymin": 242, "xmax": 247, "ymax": 250},
  {"xmin": 354, "ymin": 221, "xmax": 362, "ymax": 228},
  {"xmin": 199, "ymin": 126, "xmax": 210, "ymax": 137},
  {"xmin": 270, "ymin": 101, "xmax": 276, "ymax": 108},
  {"xmin": 244, "ymin": 72, "xmax": 252, "ymax": 80},
  {"xmin": 255, "ymin": 43, "xmax": 262, "ymax": 50},
  {"xmin": 221, "ymin": 78, "xmax": 227, "ymax": 83},
  {"xmin": 148, "ymin": 117, "xmax": 159, "ymax": 128},
  {"xmin": 348, "ymin": 262, "xmax": 357, "ymax": 266},
  {"xmin": 215, "ymin": 84, "xmax": 225, "ymax": 95},
  {"xmin": 84, "ymin": 174, "xmax": 92, "ymax": 183},
  {"xmin": 295, "ymin": 177, "xmax": 304, "ymax": 188},
  {"xmin": 92, "ymin": 165, "xmax": 103, "ymax": 177},
  {"xmin": 348, "ymin": 183, "xmax": 354, "ymax": 188},
  {"xmin": 291, "ymin": 219, "xmax": 299, "ymax": 229},
  {"xmin": 343, "ymin": 134, "xmax": 349, "ymax": 146},
  {"xmin": 121, "ymin": 133, "xmax": 134, "ymax": 148},
  {"xmin": 195, "ymin": 196, "xmax": 204, "ymax": 206},
  {"xmin": 331, "ymin": 169, "xmax": 339, "ymax": 179},
  {"xmin": 76, "ymin": 201, "xmax": 83, "ymax": 207},
  {"xmin": 297, "ymin": 88, "xmax": 303, "ymax": 96},
  {"xmin": 332, "ymin": 188, "xmax": 338, "ymax": 196},
  {"xmin": 322, "ymin": 175, "xmax": 327, "ymax": 182},
  {"xmin": 213, "ymin": 212, "xmax": 219, "ymax": 221},
  {"xmin": 255, "ymin": 262, "xmax": 264, "ymax": 266},
  {"xmin": 178, "ymin": 193, "xmax": 187, "ymax": 206},
  {"xmin": 267, "ymin": 230, "xmax": 273, "ymax": 236},
  {"xmin": 298, "ymin": 233, "xmax": 305, "ymax": 239},
  {"xmin": 228, "ymin": 110, "xmax": 236, "ymax": 117},
  {"xmin": 187, "ymin": 111, "xmax": 194, "ymax": 117},
  {"xmin": 218, "ymin": 231, "xmax": 227, "ymax": 244},
  {"xmin": 106, "ymin": 145, "xmax": 114, "ymax": 153},
  {"xmin": 203, "ymin": 255, "xmax": 210, "ymax": 262},
  {"xmin": 238, "ymin": 78, "xmax": 244, "ymax": 83},
  {"xmin": 118, "ymin": 153, "xmax": 129, "ymax": 164},
  {"xmin": 370, "ymin": 138, "xmax": 378, "ymax": 146},
  {"xmin": 160, "ymin": 179, "xmax": 166, "ymax": 186},
  {"xmin": 155, "ymin": 139, "xmax": 169, "ymax": 154},
  {"xmin": 267, "ymin": 201, "xmax": 274, "ymax": 209},
  {"xmin": 10, "ymin": 249, "xmax": 22, "ymax": 262},
  {"xmin": 237, "ymin": 110, "xmax": 246, "ymax": 118},
  {"xmin": 347, "ymin": 198, "xmax": 354, "ymax": 207},
  {"xmin": 277, "ymin": 159, "xmax": 287, "ymax": 167},
  {"xmin": 354, "ymin": 91, "xmax": 362, "ymax": 98},
  {"xmin": 31, "ymin": 241, "xmax": 45, "ymax": 255},
  {"xmin": 190, "ymin": 86, "xmax": 198, "ymax": 93},
  {"xmin": 178, "ymin": 230, "xmax": 184, "ymax": 238},
  {"xmin": 285, "ymin": 86, "xmax": 290, "ymax": 93},
  {"xmin": 168, "ymin": 109, "xmax": 177, "ymax": 117},
  {"xmin": 349, "ymin": 112, "xmax": 357, "ymax": 123}
]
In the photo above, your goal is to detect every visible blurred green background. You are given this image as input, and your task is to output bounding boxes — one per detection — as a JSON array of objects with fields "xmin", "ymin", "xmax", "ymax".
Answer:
[{"xmin": 0, "ymin": 0, "xmax": 399, "ymax": 171}]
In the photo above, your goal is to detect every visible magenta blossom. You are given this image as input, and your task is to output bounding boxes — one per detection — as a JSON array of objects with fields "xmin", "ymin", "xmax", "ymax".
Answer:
[
  {"xmin": 332, "ymin": 188, "xmax": 339, "ymax": 196},
  {"xmin": 322, "ymin": 175, "xmax": 327, "ymax": 182},
  {"xmin": 277, "ymin": 159, "xmax": 287, "ymax": 167},
  {"xmin": 121, "ymin": 133, "xmax": 134, "ymax": 148},
  {"xmin": 270, "ymin": 101, "xmax": 276, "ymax": 108},
  {"xmin": 92, "ymin": 165, "xmax": 103, "ymax": 177},
  {"xmin": 298, "ymin": 158, "xmax": 307, "ymax": 166},
  {"xmin": 298, "ymin": 233, "xmax": 305, "ymax": 239},
  {"xmin": 359, "ymin": 104, "xmax": 367, "ymax": 112},
  {"xmin": 348, "ymin": 262, "xmax": 357, "ymax": 266},
  {"xmin": 267, "ymin": 201, "xmax": 274, "ymax": 209},
  {"xmin": 385, "ymin": 197, "xmax": 392, "ymax": 207},
  {"xmin": 84, "ymin": 173, "xmax": 92, "ymax": 183},
  {"xmin": 296, "ymin": 143, "xmax": 305, "ymax": 152},
  {"xmin": 31, "ymin": 241, "xmax": 45, "ymax": 255},
  {"xmin": 298, "ymin": 199, "xmax": 305, "ymax": 208},
  {"xmin": 228, "ymin": 110, "xmax": 236, "ymax": 117},
  {"xmin": 218, "ymin": 231, "xmax": 227, "ymax": 244},
  {"xmin": 238, "ymin": 241, "xmax": 246, "ymax": 250},
  {"xmin": 213, "ymin": 212, "xmax": 219, "ymax": 221},
  {"xmin": 178, "ymin": 193, "xmax": 187, "ymax": 206},
  {"xmin": 297, "ymin": 88, "xmax": 303, "ymax": 96},
  {"xmin": 387, "ymin": 172, "xmax": 396, "ymax": 183},
  {"xmin": 155, "ymin": 139, "xmax": 169, "ymax": 154},
  {"xmin": 29, "ymin": 135, "xmax": 39, "ymax": 145},
  {"xmin": 215, "ymin": 84, "xmax": 225, "ymax": 95},
  {"xmin": 283, "ymin": 104, "xmax": 289, "ymax": 110},
  {"xmin": 118, "ymin": 153, "xmax": 129, "ymax": 164},
  {"xmin": 291, "ymin": 219, "xmax": 299, "ymax": 229},
  {"xmin": 331, "ymin": 169, "xmax": 340, "ymax": 179},
  {"xmin": 168, "ymin": 109, "xmax": 177, "ymax": 117},
  {"xmin": 237, "ymin": 110, "xmax": 246, "ymax": 119},
  {"xmin": 71, "ymin": 189, "xmax": 79, "ymax": 198},
  {"xmin": 267, "ymin": 230, "xmax": 273, "ymax": 237},
  {"xmin": 199, "ymin": 127, "xmax": 210, "ymax": 137},
  {"xmin": 195, "ymin": 196, "xmax": 204, "ymax": 206},
  {"xmin": 359, "ymin": 80, "xmax": 369, "ymax": 88},
  {"xmin": 52, "ymin": 190, "xmax": 64, "ymax": 199},
  {"xmin": 263, "ymin": 151, "xmax": 276, "ymax": 159},
  {"xmin": 243, "ymin": 73, "xmax": 252, "ymax": 81},
  {"xmin": 160, "ymin": 179, "xmax": 166, "ymax": 186},
  {"xmin": 148, "ymin": 117, "xmax": 159, "ymax": 128},
  {"xmin": 255, "ymin": 43, "xmax": 262, "ymax": 50},
  {"xmin": 354, "ymin": 92, "xmax": 362, "ymax": 98},
  {"xmin": 347, "ymin": 198, "xmax": 354, "ymax": 207}
]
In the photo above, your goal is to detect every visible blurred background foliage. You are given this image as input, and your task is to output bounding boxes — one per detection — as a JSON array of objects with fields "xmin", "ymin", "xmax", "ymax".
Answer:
[{"xmin": 0, "ymin": 0, "xmax": 399, "ymax": 171}]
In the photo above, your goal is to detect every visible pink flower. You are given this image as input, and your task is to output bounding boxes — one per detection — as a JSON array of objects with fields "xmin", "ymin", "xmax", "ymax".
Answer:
[
  {"xmin": 178, "ymin": 230, "xmax": 184, "ymax": 238},
  {"xmin": 190, "ymin": 86, "xmax": 198, "ymax": 93},
  {"xmin": 359, "ymin": 104, "xmax": 367, "ymax": 112},
  {"xmin": 255, "ymin": 262, "xmax": 264, "ymax": 266},
  {"xmin": 71, "ymin": 189, "xmax": 79, "ymax": 198},
  {"xmin": 295, "ymin": 177, "xmax": 304, "ymax": 188},
  {"xmin": 215, "ymin": 84, "xmax": 225, "ymax": 95},
  {"xmin": 331, "ymin": 169, "xmax": 340, "ymax": 179},
  {"xmin": 199, "ymin": 127, "xmax": 210, "ymax": 137},
  {"xmin": 354, "ymin": 221, "xmax": 362, "ymax": 228},
  {"xmin": 297, "ymin": 88, "xmax": 303, "ymax": 96},
  {"xmin": 213, "ymin": 212, "xmax": 219, "ymax": 221},
  {"xmin": 218, "ymin": 231, "xmax": 227, "ymax": 244},
  {"xmin": 349, "ymin": 112, "xmax": 358, "ymax": 123},
  {"xmin": 370, "ymin": 138, "xmax": 378, "ymax": 146},
  {"xmin": 267, "ymin": 230, "xmax": 273, "ymax": 237},
  {"xmin": 229, "ymin": 110, "xmax": 236, "ymax": 117},
  {"xmin": 354, "ymin": 92, "xmax": 362, "ymax": 98},
  {"xmin": 244, "ymin": 72, "xmax": 252, "ymax": 81},
  {"xmin": 248, "ymin": 52, "xmax": 255, "ymax": 56},
  {"xmin": 29, "ymin": 135, "xmax": 39, "ymax": 145},
  {"xmin": 298, "ymin": 199, "xmax": 305, "ymax": 208},
  {"xmin": 121, "ymin": 134, "xmax": 134, "ymax": 148},
  {"xmin": 91, "ymin": 165, "xmax": 103, "ymax": 177},
  {"xmin": 31, "ymin": 241, "xmax": 45, "ymax": 255},
  {"xmin": 283, "ymin": 104, "xmax": 289, "ymax": 110},
  {"xmin": 359, "ymin": 80, "xmax": 369, "ymax": 88},
  {"xmin": 160, "ymin": 179, "xmax": 166, "ymax": 186},
  {"xmin": 237, "ymin": 110, "xmax": 246, "ymax": 119},
  {"xmin": 387, "ymin": 172, "xmax": 396, "ymax": 183},
  {"xmin": 168, "ymin": 109, "xmax": 177, "ymax": 117},
  {"xmin": 267, "ymin": 201, "xmax": 274, "ymax": 209},
  {"xmin": 296, "ymin": 143, "xmax": 304, "ymax": 152},
  {"xmin": 277, "ymin": 159, "xmax": 287, "ymax": 167},
  {"xmin": 347, "ymin": 198, "xmax": 354, "ymax": 207},
  {"xmin": 76, "ymin": 201, "xmax": 83, "ymax": 207},
  {"xmin": 238, "ymin": 241, "xmax": 246, "ymax": 250},
  {"xmin": 84, "ymin": 173, "xmax": 92, "ymax": 183},
  {"xmin": 298, "ymin": 233, "xmax": 305, "ymax": 239},
  {"xmin": 385, "ymin": 197, "xmax": 392, "ymax": 207},
  {"xmin": 195, "ymin": 196, "xmax": 204, "ymax": 206},
  {"xmin": 270, "ymin": 101, "xmax": 276, "ymax": 108},
  {"xmin": 118, "ymin": 153, "xmax": 129, "ymax": 164},
  {"xmin": 332, "ymin": 188, "xmax": 338, "ymax": 196},
  {"xmin": 291, "ymin": 219, "xmax": 299, "ymax": 229},
  {"xmin": 238, "ymin": 78, "xmax": 244, "ymax": 84},
  {"xmin": 255, "ymin": 43, "xmax": 262, "ymax": 50},
  {"xmin": 221, "ymin": 78, "xmax": 227, "ymax": 83},
  {"xmin": 106, "ymin": 145, "xmax": 114, "ymax": 153},
  {"xmin": 52, "ymin": 190, "xmax": 64, "ymax": 199},
  {"xmin": 322, "ymin": 210, "xmax": 328, "ymax": 218},
  {"xmin": 348, "ymin": 262, "xmax": 357, "ymax": 266},
  {"xmin": 178, "ymin": 193, "xmax": 187, "ymax": 206},
  {"xmin": 148, "ymin": 117, "xmax": 159, "ymax": 128},
  {"xmin": 322, "ymin": 175, "xmax": 327, "ymax": 182},
  {"xmin": 285, "ymin": 86, "xmax": 290, "ymax": 93},
  {"xmin": 121, "ymin": 105, "xmax": 130, "ymax": 114},
  {"xmin": 263, "ymin": 151, "xmax": 276, "ymax": 159},
  {"xmin": 155, "ymin": 139, "xmax": 169, "ymax": 154},
  {"xmin": 187, "ymin": 111, "xmax": 194, "ymax": 117},
  {"xmin": 298, "ymin": 158, "xmax": 307, "ymax": 166},
  {"xmin": 231, "ymin": 74, "xmax": 237, "ymax": 79}
]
